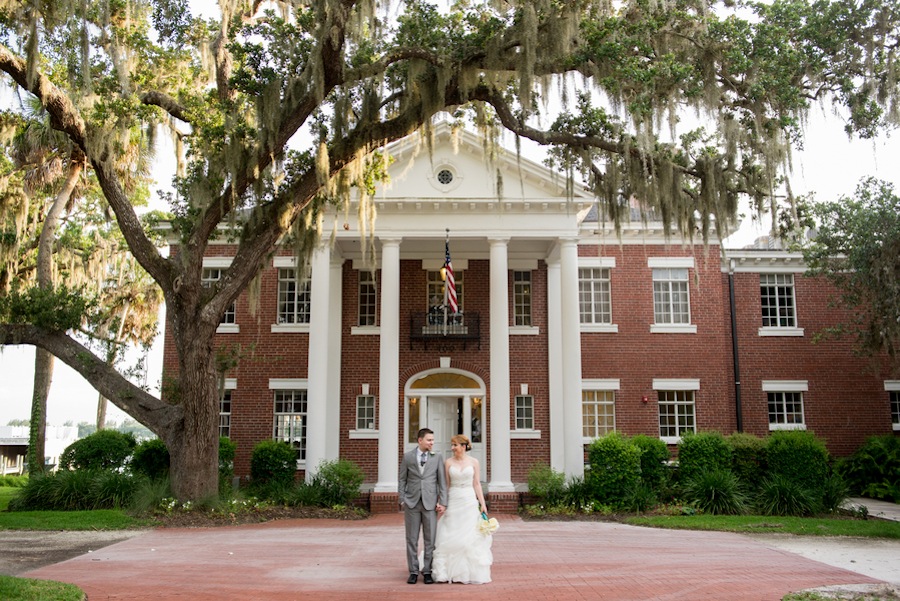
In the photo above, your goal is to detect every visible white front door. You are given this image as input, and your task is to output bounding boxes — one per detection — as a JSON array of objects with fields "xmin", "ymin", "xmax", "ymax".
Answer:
[{"xmin": 428, "ymin": 396, "xmax": 459, "ymax": 459}]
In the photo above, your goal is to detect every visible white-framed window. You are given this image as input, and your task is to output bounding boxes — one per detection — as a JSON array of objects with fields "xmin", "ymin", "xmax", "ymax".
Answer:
[
  {"xmin": 515, "ymin": 395, "xmax": 534, "ymax": 430},
  {"xmin": 653, "ymin": 268, "xmax": 690, "ymax": 324},
  {"xmin": 358, "ymin": 270, "xmax": 377, "ymax": 326},
  {"xmin": 427, "ymin": 269, "xmax": 463, "ymax": 310},
  {"xmin": 649, "ymin": 258, "xmax": 695, "ymax": 333},
  {"xmin": 763, "ymin": 380, "xmax": 807, "ymax": 430},
  {"xmin": 202, "ymin": 264, "xmax": 238, "ymax": 332},
  {"xmin": 277, "ymin": 268, "xmax": 311, "ymax": 325},
  {"xmin": 885, "ymin": 381, "xmax": 900, "ymax": 431},
  {"xmin": 218, "ymin": 378, "xmax": 236, "ymax": 438},
  {"xmin": 579, "ymin": 267, "xmax": 611, "ymax": 325},
  {"xmin": 654, "ymin": 378, "xmax": 699, "ymax": 443},
  {"xmin": 513, "ymin": 271, "xmax": 532, "ymax": 326},
  {"xmin": 272, "ymin": 388, "xmax": 307, "ymax": 463},
  {"xmin": 582, "ymin": 389, "xmax": 616, "ymax": 439},
  {"xmin": 761, "ymin": 273, "xmax": 798, "ymax": 327},
  {"xmin": 356, "ymin": 395, "xmax": 376, "ymax": 430},
  {"xmin": 219, "ymin": 390, "xmax": 232, "ymax": 438}
]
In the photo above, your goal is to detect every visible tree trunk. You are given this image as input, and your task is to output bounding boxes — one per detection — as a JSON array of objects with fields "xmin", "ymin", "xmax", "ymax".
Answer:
[
  {"xmin": 27, "ymin": 349, "xmax": 51, "ymax": 474},
  {"xmin": 163, "ymin": 324, "xmax": 221, "ymax": 501},
  {"xmin": 28, "ymin": 157, "xmax": 82, "ymax": 475}
]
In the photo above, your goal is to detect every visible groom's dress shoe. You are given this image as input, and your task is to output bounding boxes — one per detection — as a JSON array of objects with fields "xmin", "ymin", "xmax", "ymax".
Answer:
[
  {"xmin": 423, "ymin": 573, "xmax": 435, "ymax": 585},
  {"xmin": 407, "ymin": 574, "xmax": 418, "ymax": 584}
]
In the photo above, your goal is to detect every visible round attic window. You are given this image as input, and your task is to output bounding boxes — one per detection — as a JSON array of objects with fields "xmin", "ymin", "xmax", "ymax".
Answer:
[{"xmin": 437, "ymin": 169, "xmax": 454, "ymax": 185}]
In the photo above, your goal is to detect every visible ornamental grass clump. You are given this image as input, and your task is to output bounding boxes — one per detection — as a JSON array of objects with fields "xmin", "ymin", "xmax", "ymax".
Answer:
[
  {"xmin": 756, "ymin": 473, "xmax": 820, "ymax": 516},
  {"xmin": 681, "ymin": 468, "xmax": 748, "ymax": 515}
]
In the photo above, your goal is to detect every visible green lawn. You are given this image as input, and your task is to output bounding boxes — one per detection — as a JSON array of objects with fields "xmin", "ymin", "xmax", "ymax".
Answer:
[
  {"xmin": 0, "ymin": 575, "xmax": 84, "ymax": 601},
  {"xmin": 0, "ymin": 488, "xmax": 16, "ymax": 512},
  {"xmin": 0, "ymin": 508, "xmax": 149, "ymax": 531},
  {"xmin": 626, "ymin": 514, "xmax": 900, "ymax": 538}
]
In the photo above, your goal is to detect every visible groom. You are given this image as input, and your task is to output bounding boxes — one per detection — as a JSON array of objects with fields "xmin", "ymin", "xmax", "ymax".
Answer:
[{"xmin": 399, "ymin": 427, "xmax": 447, "ymax": 584}]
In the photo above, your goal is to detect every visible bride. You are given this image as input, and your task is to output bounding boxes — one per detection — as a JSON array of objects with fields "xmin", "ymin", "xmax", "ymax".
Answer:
[{"xmin": 431, "ymin": 434, "xmax": 493, "ymax": 584}]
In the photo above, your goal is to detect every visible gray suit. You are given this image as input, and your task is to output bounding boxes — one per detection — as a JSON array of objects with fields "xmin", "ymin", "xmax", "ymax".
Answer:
[{"xmin": 399, "ymin": 448, "xmax": 448, "ymax": 575}]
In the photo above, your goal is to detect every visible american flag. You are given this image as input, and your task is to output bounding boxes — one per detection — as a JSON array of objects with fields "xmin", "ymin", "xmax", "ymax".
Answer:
[{"xmin": 444, "ymin": 238, "xmax": 458, "ymax": 313}]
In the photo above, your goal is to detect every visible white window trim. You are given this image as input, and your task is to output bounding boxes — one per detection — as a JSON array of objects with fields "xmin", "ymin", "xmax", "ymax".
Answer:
[
  {"xmin": 758, "ymin": 326, "xmax": 805, "ymax": 337},
  {"xmin": 579, "ymin": 257, "xmax": 617, "ymax": 269},
  {"xmin": 650, "ymin": 324, "xmax": 697, "ymax": 334},
  {"xmin": 510, "ymin": 326, "xmax": 540, "ymax": 335},
  {"xmin": 653, "ymin": 379, "xmax": 700, "ymax": 391},
  {"xmin": 271, "ymin": 323, "xmax": 310, "ymax": 333},
  {"xmin": 648, "ymin": 257, "xmax": 695, "ymax": 269},
  {"xmin": 349, "ymin": 429, "xmax": 380, "ymax": 439},
  {"xmin": 269, "ymin": 378, "xmax": 309, "ymax": 390},
  {"xmin": 273, "ymin": 256, "xmax": 297, "ymax": 268},
  {"xmin": 510, "ymin": 429, "xmax": 542, "ymax": 439},
  {"xmin": 223, "ymin": 378, "xmax": 237, "ymax": 390},
  {"xmin": 583, "ymin": 379, "xmax": 621, "ymax": 390},
  {"xmin": 762, "ymin": 380, "xmax": 808, "ymax": 392},
  {"xmin": 351, "ymin": 325, "xmax": 381, "ymax": 335},
  {"xmin": 421, "ymin": 258, "xmax": 469, "ymax": 270},
  {"xmin": 217, "ymin": 324, "xmax": 240, "ymax": 334}
]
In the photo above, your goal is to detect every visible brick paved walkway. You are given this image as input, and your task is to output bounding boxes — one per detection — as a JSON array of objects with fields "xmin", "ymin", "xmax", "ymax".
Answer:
[{"xmin": 24, "ymin": 514, "xmax": 881, "ymax": 600}]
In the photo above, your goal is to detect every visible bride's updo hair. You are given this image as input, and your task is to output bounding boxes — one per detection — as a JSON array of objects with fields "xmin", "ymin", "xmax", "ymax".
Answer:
[{"xmin": 451, "ymin": 434, "xmax": 471, "ymax": 450}]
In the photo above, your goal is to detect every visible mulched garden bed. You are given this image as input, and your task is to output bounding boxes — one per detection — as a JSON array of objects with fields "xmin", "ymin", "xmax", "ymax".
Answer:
[{"xmin": 149, "ymin": 505, "xmax": 367, "ymax": 528}]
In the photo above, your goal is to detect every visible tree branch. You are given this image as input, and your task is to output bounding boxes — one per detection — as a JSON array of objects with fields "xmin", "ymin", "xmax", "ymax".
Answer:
[
  {"xmin": 140, "ymin": 91, "xmax": 192, "ymax": 124},
  {"xmin": 0, "ymin": 324, "xmax": 181, "ymax": 434}
]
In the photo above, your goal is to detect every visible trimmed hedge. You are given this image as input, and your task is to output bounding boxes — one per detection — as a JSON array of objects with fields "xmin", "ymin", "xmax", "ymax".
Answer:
[
  {"xmin": 59, "ymin": 430, "xmax": 136, "ymax": 471},
  {"xmin": 587, "ymin": 432, "xmax": 641, "ymax": 507},
  {"xmin": 677, "ymin": 431, "xmax": 731, "ymax": 484}
]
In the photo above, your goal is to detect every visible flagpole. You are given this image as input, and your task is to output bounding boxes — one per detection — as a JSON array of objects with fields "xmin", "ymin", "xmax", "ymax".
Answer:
[{"xmin": 443, "ymin": 229, "xmax": 449, "ymax": 336}]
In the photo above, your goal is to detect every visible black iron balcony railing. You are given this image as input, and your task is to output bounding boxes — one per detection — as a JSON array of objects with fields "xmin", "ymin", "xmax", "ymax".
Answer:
[{"xmin": 409, "ymin": 308, "xmax": 480, "ymax": 349}]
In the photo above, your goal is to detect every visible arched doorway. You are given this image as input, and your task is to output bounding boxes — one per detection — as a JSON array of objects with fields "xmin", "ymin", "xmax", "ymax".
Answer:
[{"xmin": 404, "ymin": 369, "xmax": 486, "ymax": 481}]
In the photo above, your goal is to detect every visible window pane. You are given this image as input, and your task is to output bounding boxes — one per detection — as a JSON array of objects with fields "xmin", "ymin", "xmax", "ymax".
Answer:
[
  {"xmin": 515, "ymin": 395, "xmax": 534, "ymax": 429},
  {"xmin": 358, "ymin": 271, "xmax": 377, "ymax": 326},
  {"xmin": 513, "ymin": 271, "xmax": 532, "ymax": 326},
  {"xmin": 219, "ymin": 390, "xmax": 232, "ymax": 438},
  {"xmin": 582, "ymin": 389, "xmax": 615, "ymax": 438},
  {"xmin": 891, "ymin": 391, "xmax": 900, "ymax": 427},
  {"xmin": 761, "ymin": 274, "xmax": 796, "ymax": 328},
  {"xmin": 578, "ymin": 267, "xmax": 611, "ymax": 324},
  {"xmin": 203, "ymin": 267, "xmax": 236, "ymax": 324},
  {"xmin": 768, "ymin": 391, "xmax": 804, "ymax": 425},
  {"xmin": 653, "ymin": 268, "xmax": 690, "ymax": 324},
  {"xmin": 277, "ymin": 268, "xmax": 311, "ymax": 324},
  {"xmin": 273, "ymin": 390, "xmax": 307, "ymax": 460},
  {"xmin": 356, "ymin": 395, "xmax": 376, "ymax": 429},
  {"xmin": 658, "ymin": 390, "xmax": 695, "ymax": 437}
]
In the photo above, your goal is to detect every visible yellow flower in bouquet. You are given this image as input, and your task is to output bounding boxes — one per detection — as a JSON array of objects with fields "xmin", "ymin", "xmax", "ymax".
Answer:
[{"xmin": 479, "ymin": 512, "xmax": 499, "ymax": 536}]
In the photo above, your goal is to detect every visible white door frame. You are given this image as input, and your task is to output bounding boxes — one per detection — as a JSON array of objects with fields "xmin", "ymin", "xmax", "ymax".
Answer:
[{"xmin": 404, "ymin": 369, "xmax": 487, "ymax": 481}]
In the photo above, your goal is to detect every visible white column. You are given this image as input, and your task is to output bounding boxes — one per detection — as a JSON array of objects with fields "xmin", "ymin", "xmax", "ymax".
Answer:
[
  {"xmin": 546, "ymin": 258, "xmax": 565, "ymax": 473},
  {"xmin": 306, "ymin": 243, "xmax": 332, "ymax": 478},
  {"xmin": 375, "ymin": 238, "xmax": 401, "ymax": 492},
  {"xmin": 325, "ymin": 257, "xmax": 343, "ymax": 460},
  {"xmin": 489, "ymin": 238, "xmax": 514, "ymax": 492},
  {"xmin": 559, "ymin": 238, "xmax": 584, "ymax": 479}
]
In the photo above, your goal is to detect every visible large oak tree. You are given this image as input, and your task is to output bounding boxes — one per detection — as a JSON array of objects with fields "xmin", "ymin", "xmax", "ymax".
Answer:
[{"xmin": 1, "ymin": 0, "xmax": 898, "ymax": 500}]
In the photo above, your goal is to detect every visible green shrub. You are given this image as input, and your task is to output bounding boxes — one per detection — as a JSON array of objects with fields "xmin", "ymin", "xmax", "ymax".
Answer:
[
  {"xmin": 587, "ymin": 432, "xmax": 641, "ymax": 507},
  {"xmin": 631, "ymin": 434, "xmax": 670, "ymax": 490},
  {"xmin": 8, "ymin": 470, "xmax": 144, "ymax": 511},
  {"xmin": 756, "ymin": 473, "xmax": 820, "ymax": 516},
  {"xmin": 681, "ymin": 468, "xmax": 748, "ymax": 515},
  {"xmin": 219, "ymin": 436, "xmax": 237, "ymax": 483},
  {"xmin": 527, "ymin": 464, "xmax": 567, "ymax": 506},
  {"xmin": 838, "ymin": 435, "xmax": 900, "ymax": 502},
  {"xmin": 310, "ymin": 459, "xmax": 364, "ymax": 506},
  {"xmin": 130, "ymin": 439, "xmax": 170, "ymax": 480},
  {"xmin": 765, "ymin": 430, "xmax": 829, "ymax": 499},
  {"xmin": 249, "ymin": 440, "xmax": 297, "ymax": 488},
  {"xmin": 727, "ymin": 432, "xmax": 767, "ymax": 492},
  {"xmin": 677, "ymin": 431, "xmax": 732, "ymax": 484},
  {"xmin": 59, "ymin": 430, "xmax": 137, "ymax": 471},
  {"xmin": 289, "ymin": 481, "xmax": 323, "ymax": 506},
  {"xmin": 129, "ymin": 477, "xmax": 173, "ymax": 513}
]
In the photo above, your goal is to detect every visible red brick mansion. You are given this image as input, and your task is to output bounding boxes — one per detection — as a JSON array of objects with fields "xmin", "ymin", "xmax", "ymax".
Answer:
[{"xmin": 162, "ymin": 125, "xmax": 898, "ymax": 511}]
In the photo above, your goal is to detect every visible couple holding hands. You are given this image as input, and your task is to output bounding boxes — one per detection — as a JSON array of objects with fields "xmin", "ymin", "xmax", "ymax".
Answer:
[{"xmin": 399, "ymin": 428, "xmax": 494, "ymax": 585}]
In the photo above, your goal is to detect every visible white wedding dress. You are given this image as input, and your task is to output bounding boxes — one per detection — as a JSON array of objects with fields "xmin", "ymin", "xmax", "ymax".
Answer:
[{"xmin": 431, "ymin": 464, "xmax": 493, "ymax": 584}]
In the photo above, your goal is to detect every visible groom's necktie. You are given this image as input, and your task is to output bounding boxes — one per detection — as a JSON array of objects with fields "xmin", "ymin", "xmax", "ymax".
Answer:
[{"xmin": 419, "ymin": 452, "xmax": 427, "ymax": 467}]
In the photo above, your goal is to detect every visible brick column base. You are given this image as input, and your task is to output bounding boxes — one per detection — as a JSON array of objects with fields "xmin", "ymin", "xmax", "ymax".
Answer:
[
  {"xmin": 369, "ymin": 492, "xmax": 400, "ymax": 514},
  {"xmin": 486, "ymin": 492, "xmax": 519, "ymax": 514}
]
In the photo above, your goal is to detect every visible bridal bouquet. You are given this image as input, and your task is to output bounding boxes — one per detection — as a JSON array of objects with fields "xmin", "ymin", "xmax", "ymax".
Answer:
[{"xmin": 479, "ymin": 512, "xmax": 499, "ymax": 536}]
